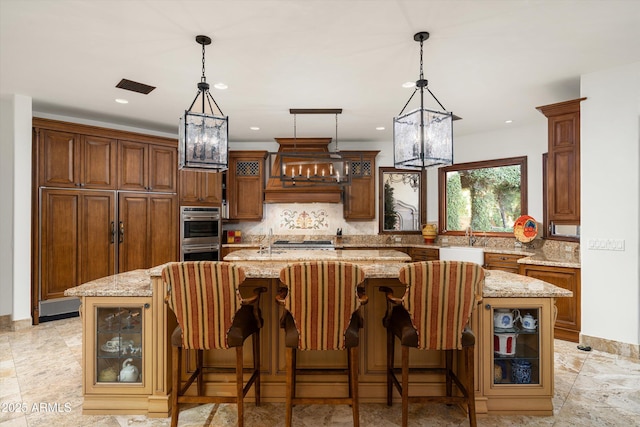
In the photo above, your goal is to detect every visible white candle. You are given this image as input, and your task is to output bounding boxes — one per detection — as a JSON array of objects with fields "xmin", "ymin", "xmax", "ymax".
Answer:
[
  {"xmin": 329, "ymin": 164, "xmax": 333, "ymax": 175},
  {"xmin": 291, "ymin": 168, "xmax": 295, "ymax": 178},
  {"xmin": 346, "ymin": 163, "xmax": 349, "ymax": 175},
  {"xmin": 314, "ymin": 164, "xmax": 318, "ymax": 175},
  {"xmin": 322, "ymin": 169, "xmax": 325, "ymax": 177},
  {"xmin": 282, "ymin": 164, "xmax": 287, "ymax": 175},
  {"xmin": 298, "ymin": 165, "xmax": 302, "ymax": 175},
  {"xmin": 336, "ymin": 171, "xmax": 340, "ymax": 182},
  {"xmin": 307, "ymin": 168, "xmax": 310, "ymax": 179}
]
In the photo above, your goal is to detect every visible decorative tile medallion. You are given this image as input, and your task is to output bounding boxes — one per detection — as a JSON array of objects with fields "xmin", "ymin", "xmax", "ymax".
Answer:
[{"xmin": 281, "ymin": 209, "xmax": 329, "ymax": 229}]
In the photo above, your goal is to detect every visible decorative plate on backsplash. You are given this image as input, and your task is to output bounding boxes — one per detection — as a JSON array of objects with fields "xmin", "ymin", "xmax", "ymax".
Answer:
[{"xmin": 513, "ymin": 215, "xmax": 538, "ymax": 243}]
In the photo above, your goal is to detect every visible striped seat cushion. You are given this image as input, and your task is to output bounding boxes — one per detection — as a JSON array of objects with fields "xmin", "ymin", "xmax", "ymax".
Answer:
[
  {"xmin": 398, "ymin": 261, "xmax": 484, "ymax": 350},
  {"xmin": 279, "ymin": 261, "xmax": 365, "ymax": 351},
  {"xmin": 162, "ymin": 261, "xmax": 246, "ymax": 350}
]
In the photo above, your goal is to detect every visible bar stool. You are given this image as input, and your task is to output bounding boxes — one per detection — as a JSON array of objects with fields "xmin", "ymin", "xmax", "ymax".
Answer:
[
  {"xmin": 162, "ymin": 261, "xmax": 266, "ymax": 427},
  {"xmin": 276, "ymin": 261, "xmax": 367, "ymax": 427},
  {"xmin": 379, "ymin": 260, "xmax": 484, "ymax": 427}
]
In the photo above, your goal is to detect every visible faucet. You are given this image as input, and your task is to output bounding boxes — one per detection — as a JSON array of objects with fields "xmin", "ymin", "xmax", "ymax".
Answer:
[
  {"xmin": 466, "ymin": 226, "xmax": 477, "ymax": 246},
  {"xmin": 268, "ymin": 228, "xmax": 273, "ymax": 255}
]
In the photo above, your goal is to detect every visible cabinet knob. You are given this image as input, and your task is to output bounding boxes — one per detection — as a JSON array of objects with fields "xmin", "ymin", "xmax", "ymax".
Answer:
[{"xmin": 485, "ymin": 304, "xmax": 491, "ymax": 310}]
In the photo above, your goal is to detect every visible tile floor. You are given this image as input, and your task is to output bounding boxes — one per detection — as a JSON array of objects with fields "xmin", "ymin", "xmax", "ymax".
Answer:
[{"xmin": 1, "ymin": 317, "xmax": 639, "ymax": 426}]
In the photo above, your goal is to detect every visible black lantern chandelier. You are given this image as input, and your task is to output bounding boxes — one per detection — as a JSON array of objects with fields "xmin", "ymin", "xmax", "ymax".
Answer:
[
  {"xmin": 269, "ymin": 109, "xmax": 362, "ymax": 188},
  {"xmin": 393, "ymin": 31, "xmax": 453, "ymax": 169},
  {"xmin": 178, "ymin": 35, "xmax": 228, "ymax": 171}
]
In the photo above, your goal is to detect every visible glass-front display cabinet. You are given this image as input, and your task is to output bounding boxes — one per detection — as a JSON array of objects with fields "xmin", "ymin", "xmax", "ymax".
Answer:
[
  {"xmin": 83, "ymin": 297, "xmax": 152, "ymax": 396},
  {"xmin": 481, "ymin": 297, "xmax": 554, "ymax": 404}
]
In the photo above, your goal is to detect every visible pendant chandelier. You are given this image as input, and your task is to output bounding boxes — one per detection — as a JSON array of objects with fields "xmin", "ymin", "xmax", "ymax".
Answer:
[
  {"xmin": 178, "ymin": 35, "xmax": 228, "ymax": 171},
  {"xmin": 393, "ymin": 31, "xmax": 453, "ymax": 170},
  {"xmin": 269, "ymin": 109, "xmax": 362, "ymax": 188}
]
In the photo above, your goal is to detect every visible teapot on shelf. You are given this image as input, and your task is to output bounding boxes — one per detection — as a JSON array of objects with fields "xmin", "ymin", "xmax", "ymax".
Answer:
[
  {"xmin": 521, "ymin": 313, "xmax": 538, "ymax": 330},
  {"xmin": 119, "ymin": 358, "xmax": 139, "ymax": 382},
  {"xmin": 494, "ymin": 308, "xmax": 521, "ymax": 329}
]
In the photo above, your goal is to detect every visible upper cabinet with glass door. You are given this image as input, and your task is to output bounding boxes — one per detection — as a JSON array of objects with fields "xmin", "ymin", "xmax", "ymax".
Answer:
[
  {"xmin": 438, "ymin": 156, "xmax": 528, "ymax": 237},
  {"xmin": 379, "ymin": 167, "xmax": 426, "ymax": 234}
]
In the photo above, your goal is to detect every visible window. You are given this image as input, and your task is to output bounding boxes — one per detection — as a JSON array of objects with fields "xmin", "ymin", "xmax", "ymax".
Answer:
[{"xmin": 438, "ymin": 156, "xmax": 527, "ymax": 236}]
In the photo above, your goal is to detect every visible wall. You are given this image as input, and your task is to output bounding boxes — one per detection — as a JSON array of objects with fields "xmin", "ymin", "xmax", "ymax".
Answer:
[
  {"xmin": 0, "ymin": 94, "xmax": 32, "ymax": 321},
  {"xmin": 581, "ymin": 62, "xmax": 640, "ymax": 347}
]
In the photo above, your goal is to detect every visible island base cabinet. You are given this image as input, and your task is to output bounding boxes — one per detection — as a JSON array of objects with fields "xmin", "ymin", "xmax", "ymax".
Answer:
[
  {"xmin": 82, "ymin": 296, "xmax": 153, "ymax": 414},
  {"xmin": 480, "ymin": 297, "xmax": 554, "ymax": 415}
]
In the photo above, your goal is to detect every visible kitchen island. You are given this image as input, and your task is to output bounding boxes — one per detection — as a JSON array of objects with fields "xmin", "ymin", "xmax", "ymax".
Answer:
[{"xmin": 65, "ymin": 249, "xmax": 571, "ymax": 417}]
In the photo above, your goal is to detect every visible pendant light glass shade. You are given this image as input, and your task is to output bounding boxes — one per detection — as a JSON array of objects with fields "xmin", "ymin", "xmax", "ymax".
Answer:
[
  {"xmin": 178, "ymin": 35, "xmax": 229, "ymax": 171},
  {"xmin": 393, "ymin": 107, "xmax": 452, "ymax": 169}
]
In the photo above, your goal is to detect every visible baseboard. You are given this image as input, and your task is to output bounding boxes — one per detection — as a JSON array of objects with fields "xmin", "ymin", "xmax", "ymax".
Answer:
[
  {"xmin": 580, "ymin": 334, "xmax": 640, "ymax": 359},
  {"xmin": 0, "ymin": 316, "xmax": 32, "ymax": 331}
]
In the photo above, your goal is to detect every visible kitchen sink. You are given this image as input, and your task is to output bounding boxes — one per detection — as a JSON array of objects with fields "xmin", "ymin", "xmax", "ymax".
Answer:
[{"xmin": 439, "ymin": 246, "xmax": 484, "ymax": 265}]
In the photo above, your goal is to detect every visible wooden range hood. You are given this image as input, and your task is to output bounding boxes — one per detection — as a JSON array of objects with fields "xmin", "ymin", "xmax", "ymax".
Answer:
[{"xmin": 264, "ymin": 138, "xmax": 344, "ymax": 203}]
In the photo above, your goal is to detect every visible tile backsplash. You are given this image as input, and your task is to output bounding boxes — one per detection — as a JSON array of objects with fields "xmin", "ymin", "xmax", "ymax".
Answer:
[{"xmin": 224, "ymin": 203, "xmax": 377, "ymax": 236}]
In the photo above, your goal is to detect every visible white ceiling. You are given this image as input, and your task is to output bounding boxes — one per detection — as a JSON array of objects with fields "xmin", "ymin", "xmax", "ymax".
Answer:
[{"xmin": 2, "ymin": 0, "xmax": 640, "ymax": 143}]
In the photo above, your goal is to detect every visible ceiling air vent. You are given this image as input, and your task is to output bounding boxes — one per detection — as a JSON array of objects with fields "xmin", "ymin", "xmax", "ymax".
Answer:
[{"xmin": 115, "ymin": 79, "xmax": 156, "ymax": 94}]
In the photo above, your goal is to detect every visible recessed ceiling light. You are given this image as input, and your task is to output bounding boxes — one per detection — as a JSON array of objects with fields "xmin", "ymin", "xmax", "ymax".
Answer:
[
  {"xmin": 213, "ymin": 82, "xmax": 228, "ymax": 90},
  {"xmin": 249, "ymin": 126, "xmax": 260, "ymax": 131},
  {"xmin": 402, "ymin": 81, "xmax": 415, "ymax": 88},
  {"xmin": 376, "ymin": 126, "xmax": 385, "ymax": 131},
  {"xmin": 115, "ymin": 98, "xmax": 129, "ymax": 104},
  {"xmin": 505, "ymin": 120, "xmax": 513, "ymax": 124}
]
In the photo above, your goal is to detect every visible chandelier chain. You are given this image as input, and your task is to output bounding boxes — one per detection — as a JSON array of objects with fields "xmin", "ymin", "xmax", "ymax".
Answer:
[{"xmin": 419, "ymin": 37, "xmax": 424, "ymax": 81}]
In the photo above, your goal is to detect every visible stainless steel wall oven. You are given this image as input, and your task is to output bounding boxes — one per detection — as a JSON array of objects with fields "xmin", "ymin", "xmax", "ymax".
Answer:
[{"xmin": 180, "ymin": 206, "xmax": 221, "ymax": 261}]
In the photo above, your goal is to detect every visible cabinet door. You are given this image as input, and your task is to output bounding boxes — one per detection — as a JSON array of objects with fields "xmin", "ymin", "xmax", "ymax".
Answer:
[
  {"xmin": 118, "ymin": 193, "xmax": 150, "ymax": 272},
  {"xmin": 547, "ymin": 113, "xmax": 580, "ymax": 221},
  {"xmin": 481, "ymin": 297, "xmax": 554, "ymax": 400},
  {"xmin": 41, "ymin": 189, "xmax": 81, "ymax": 300},
  {"xmin": 83, "ymin": 135, "xmax": 117, "ymax": 189},
  {"xmin": 84, "ymin": 296, "xmax": 153, "ymax": 395},
  {"xmin": 179, "ymin": 170, "xmax": 222, "ymax": 205},
  {"xmin": 149, "ymin": 144, "xmax": 177, "ymax": 193},
  {"xmin": 521, "ymin": 265, "xmax": 580, "ymax": 342},
  {"xmin": 119, "ymin": 141, "xmax": 148, "ymax": 191},
  {"xmin": 80, "ymin": 192, "xmax": 116, "ymax": 283},
  {"xmin": 38, "ymin": 129, "xmax": 81, "ymax": 187},
  {"xmin": 343, "ymin": 156, "xmax": 376, "ymax": 220},
  {"xmin": 148, "ymin": 194, "xmax": 178, "ymax": 266},
  {"xmin": 228, "ymin": 153, "xmax": 265, "ymax": 220},
  {"xmin": 201, "ymin": 171, "xmax": 222, "ymax": 204},
  {"xmin": 178, "ymin": 169, "xmax": 200, "ymax": 204},
  {"xmin": 41, "ymin": 189, "xmax": 116, "ymax": 301}
]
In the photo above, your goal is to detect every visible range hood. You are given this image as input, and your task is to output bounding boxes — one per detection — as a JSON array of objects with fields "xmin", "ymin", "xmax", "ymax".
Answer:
[{"xmin": 264, "ymin": 137, "xmax": 343, "ymax": 204}]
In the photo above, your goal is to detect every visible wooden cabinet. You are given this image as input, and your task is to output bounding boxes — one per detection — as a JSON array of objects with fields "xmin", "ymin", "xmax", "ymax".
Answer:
[
  {"xmin": 520, "ymin": 264, "xmax": 581, "ymax": 342},
  {"xmin": 410, "ymin": 247, "xmax": 439, "ymax": 261},
  {"xmin": 38, "ymin": 129, "xmax": 117, "ymax": 189},
  {"xmin": 484, "ymin": 253, "xmax": 526, "ymax": 274},
  {"xmin": 82, "ymin": 297, "xmax": 153, "ymax": 408},
  {"xmin": 537, "ymin": 98, "xmax": 585, "ymax": 227},
  {"xmin": 480, "ymin": 297, "xmax": 555, "ymax": 413},
  {"xmin": 179, "ymin": 169, "xmax": 222, "ymax": 206},
  {"xmin": 342, "ymin": 151, "xmax": 378, "ymax": 220},
  {"xmin": 227, "ymin": 151, "xmax": 267, "ymax": 220},
  {"xmin": 119, "ymin": 141, "xmax": 177, "ymax": 193},
  {"xmin": 118, "ymin": 193, "xmax": 178, "ymax": 273},
  {"xmin": 40, "ymin": 189, "xmax": 116, "ymax": 301}
]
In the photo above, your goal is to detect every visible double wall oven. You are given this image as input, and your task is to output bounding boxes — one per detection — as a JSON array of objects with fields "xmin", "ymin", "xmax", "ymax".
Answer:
[{"xmin": 180, "ymin": 206, "xmax": 221, "ymax": 261}]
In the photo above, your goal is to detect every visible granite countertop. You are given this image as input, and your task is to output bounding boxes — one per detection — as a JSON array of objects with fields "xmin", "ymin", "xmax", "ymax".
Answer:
[
  {"xmin": 223, "ymin": 248, "xmax": 412, "ymax": 263},
  {"xmin": 224, "ymin": 242, "xmax": 581, "ymax": 269},
  {"xmin": 64, "ymin": 261, "xmax": 572, "ymax": 299}
]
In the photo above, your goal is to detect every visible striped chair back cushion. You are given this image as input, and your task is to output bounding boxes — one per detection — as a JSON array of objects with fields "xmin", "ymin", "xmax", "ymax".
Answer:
[
  {"xmin": 162, "ymin": 261, "xmax": 246, "ymax": 350},
  {"xmin": 279, "ymin": 261, "xmax": 365, "ymax": 351},
  {"xmin": 398, "ymin": 261, "xmax": 484, "ymax": 350}
]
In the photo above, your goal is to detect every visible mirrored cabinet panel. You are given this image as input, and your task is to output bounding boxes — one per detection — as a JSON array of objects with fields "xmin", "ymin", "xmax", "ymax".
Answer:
[{"xmin": 379, "ymin": 167, "xmax": 426, "ymax": 234}]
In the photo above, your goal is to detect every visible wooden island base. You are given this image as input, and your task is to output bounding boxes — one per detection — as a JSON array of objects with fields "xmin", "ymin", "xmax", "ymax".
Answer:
[{"xmin": 67, "ymin": 250, "xmax": 572, "ymax": 417}]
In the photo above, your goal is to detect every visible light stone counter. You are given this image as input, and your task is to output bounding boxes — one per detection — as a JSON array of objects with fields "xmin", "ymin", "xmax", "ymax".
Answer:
[{"xmin": 65, "ymin": 250, "xmax": 571, "ymax": 299}]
